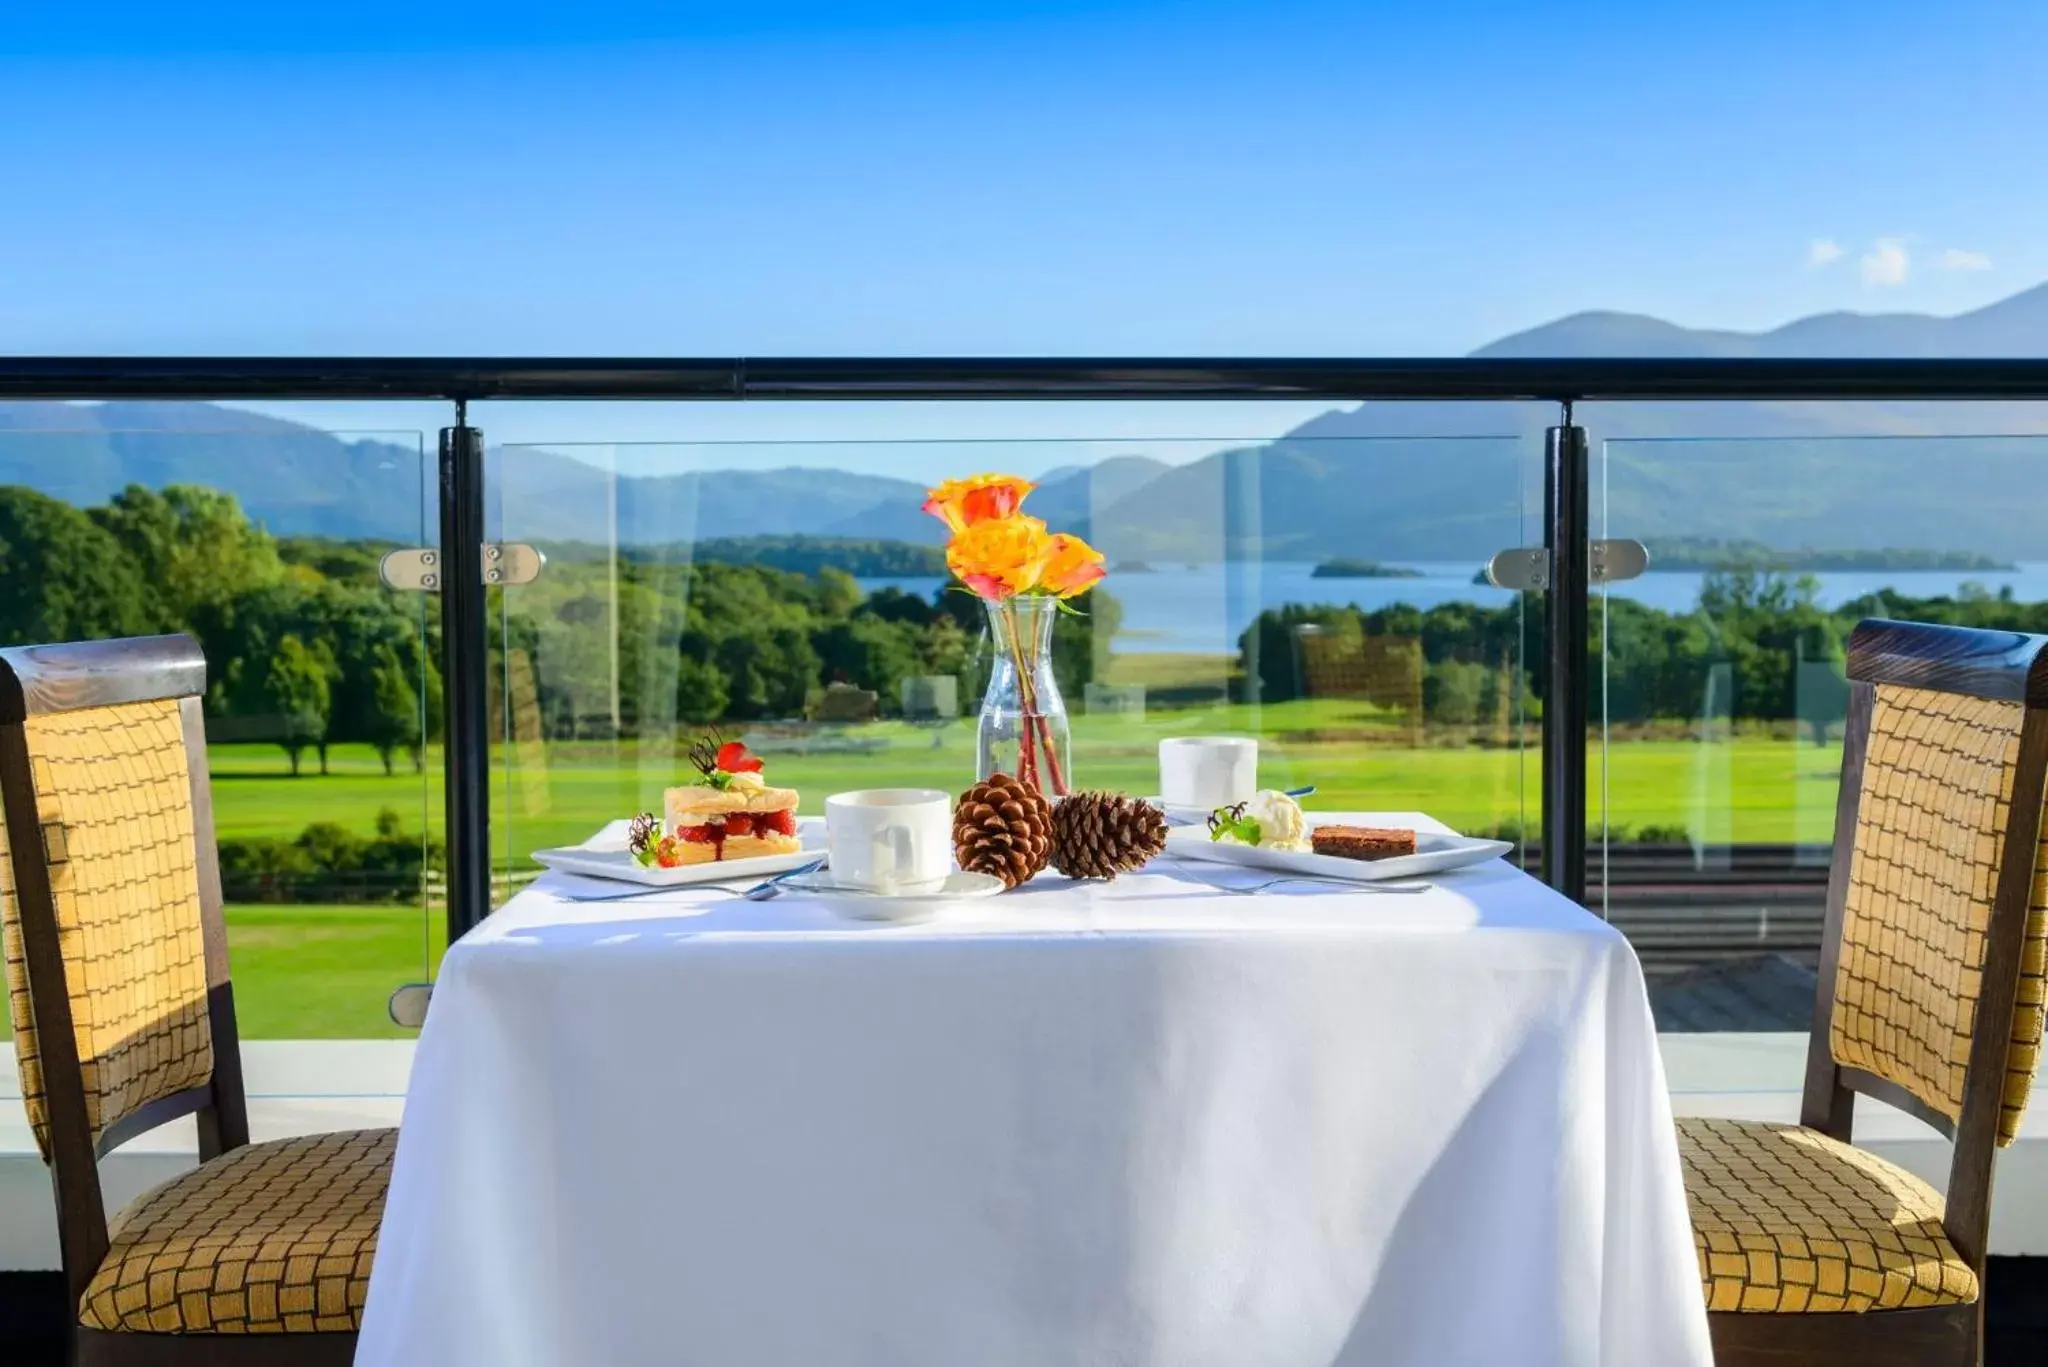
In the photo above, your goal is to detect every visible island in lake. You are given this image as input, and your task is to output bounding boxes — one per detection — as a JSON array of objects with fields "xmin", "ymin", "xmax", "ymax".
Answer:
[
  {"xmin": 1311, "ymin": 558, "xmax": 1425, "ymax": 579},
  {"xmin": 1639, "ymin": 538, "xmax": 2016, "ymax": 574},
  {"xmin": 620, "ymin": 534, "xmax": 949, "ymax": 577}
]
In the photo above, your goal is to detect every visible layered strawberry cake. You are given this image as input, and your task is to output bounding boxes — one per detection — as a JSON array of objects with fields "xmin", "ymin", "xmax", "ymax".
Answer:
[{"xmin": 630, "ymin": 737, "xmax": 802, "ymax": 869}]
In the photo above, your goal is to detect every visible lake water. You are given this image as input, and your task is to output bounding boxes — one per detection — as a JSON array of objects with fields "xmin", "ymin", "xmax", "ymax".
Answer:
[{"xmin": 858, "ymin": 562, "xmax": 2048, "ymax": 655}]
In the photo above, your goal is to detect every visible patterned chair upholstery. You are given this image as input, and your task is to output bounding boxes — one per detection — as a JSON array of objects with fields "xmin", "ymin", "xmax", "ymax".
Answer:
[
  {"xmin": 1, "ymin": 698, "xmax": 217, "ymax": 1159},
  {"xmin": 0, "ymin": 636, "xmax": 395, "ymax": 1365},
  {"xmin": 1680, "ymin": 1118, "xmax": 1976, "ymax": 1313},
  {"xmin": 1676, "ymin": 627, "xmax": 2048, "ymax": 1367},
  {"xmin": 80, "ymin": 1129, "xmax": 395, "ymax": 1335},
  {"xmin": 1827, "ymin": 686, "xmax": 2047, "ymax": 1150}
]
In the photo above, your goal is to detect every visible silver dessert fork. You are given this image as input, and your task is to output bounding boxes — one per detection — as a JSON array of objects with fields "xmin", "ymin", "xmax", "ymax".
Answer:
[
  {"xmin": 563, "ymin": 858, "xmax": 825, "ymax": 903},
  {"xmin": 1164, "ymin": 866, "xmax": 1430, "ymax": 896}
]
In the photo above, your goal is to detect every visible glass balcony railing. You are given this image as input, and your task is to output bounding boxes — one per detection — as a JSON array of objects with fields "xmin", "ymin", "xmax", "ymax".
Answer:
[
  {"xmin": 5, "ymin": 364, "xmax": 2048, "ymax": 1050},
  {"xmin": 1592, "ymin": 429, "xmax": 2048, "ymax": 1032},
  {"xmin": 0, "ymin": 422, "xmax": 439, "ymax": 1039},
  {"xmin": 485, "ymin": 434, "xmax": 1541, "ymax": 880}
]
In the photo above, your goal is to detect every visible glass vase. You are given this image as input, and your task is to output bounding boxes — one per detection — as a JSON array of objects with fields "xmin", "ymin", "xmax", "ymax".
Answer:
[{"xmin": 976, "ymin": 596, "xmax": 1071, "ymax": 797}]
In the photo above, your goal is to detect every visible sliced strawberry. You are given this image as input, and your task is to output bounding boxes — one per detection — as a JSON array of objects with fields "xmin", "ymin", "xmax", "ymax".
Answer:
[
  {"xmin": 677, "ymin": 824, "xmax": 719, "ymax": 845},
  {"xmin": 760, "ymin": 808, "xmax": 797, "ymax": 837},
  {"xmin": 715, "ymin": 741, "xmax": 765, "ymax": 773},
  {"xmin": 655, "ymin": 837, "xmax": 683, "ymax": 868},
  {"xmin": 724, "ymin": 812, "xmax": 755, "ymax": 837}
]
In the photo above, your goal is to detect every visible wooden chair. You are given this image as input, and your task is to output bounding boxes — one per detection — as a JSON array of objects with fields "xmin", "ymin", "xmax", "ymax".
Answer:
[
  {"xmin": 0, "ymin": 635, "xmax": 395, "ymax": 1366},
  {"xmin": 1676, "ymin": 618, "xmax": 2048, "ymax": 1366}
]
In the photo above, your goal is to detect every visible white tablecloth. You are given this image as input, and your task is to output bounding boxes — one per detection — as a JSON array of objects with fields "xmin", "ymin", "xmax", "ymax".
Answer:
[{"xmin": 358, "ymin": 814, "xmax": 1710, "ymax": 1367}]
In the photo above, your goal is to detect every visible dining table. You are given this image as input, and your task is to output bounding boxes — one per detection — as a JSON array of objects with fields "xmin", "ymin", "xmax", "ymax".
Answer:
[{"xmin": 355, "ymin": 812, "xmax": 1712, "ymax": 1367}]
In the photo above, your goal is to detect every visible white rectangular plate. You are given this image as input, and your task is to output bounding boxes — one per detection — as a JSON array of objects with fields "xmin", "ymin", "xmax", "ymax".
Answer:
[
  {"xmin": 1163, "ymin": 823, "xmax": 1511, "ymax": 883},
  {"xmin": 533, "ymin": 819, "xmax": 826, "ymax": 887}
]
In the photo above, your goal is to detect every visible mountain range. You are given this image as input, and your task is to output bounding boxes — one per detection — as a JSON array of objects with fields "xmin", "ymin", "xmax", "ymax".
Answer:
[{"xmin": 5, "ymin": 282, "xmax": 2048, "ymax": 560}]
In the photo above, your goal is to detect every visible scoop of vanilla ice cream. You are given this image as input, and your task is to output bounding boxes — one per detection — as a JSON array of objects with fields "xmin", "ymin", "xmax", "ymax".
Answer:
[{"xmin": 1244, "ymin": 789, "xmax": 1310, "ymax": 851}]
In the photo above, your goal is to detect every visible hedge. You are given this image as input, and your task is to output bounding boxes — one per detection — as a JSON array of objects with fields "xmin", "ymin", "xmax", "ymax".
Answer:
[{"xmin": 218, "ymin": 807, "xmax": 442, "ymax": 904}]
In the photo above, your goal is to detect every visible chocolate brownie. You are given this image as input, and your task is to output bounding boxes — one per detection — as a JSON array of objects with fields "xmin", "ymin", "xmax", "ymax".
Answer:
[{"xmin": 1309, "ymin": 825, "xmax": 1417, "ymax": 860}]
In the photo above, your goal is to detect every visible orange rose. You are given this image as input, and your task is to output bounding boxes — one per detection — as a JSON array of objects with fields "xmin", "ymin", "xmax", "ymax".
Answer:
[
  {"xmin": 1039, "ymin": 533, "xmax": 1106, "ymax": 598},
  {"xmin": 922, "ymin": 474, "xmax": 1035, "ymax": 534},
  {"xmin": 946, "ymin": 514, "xmax": 1050, "ymax": 600}
]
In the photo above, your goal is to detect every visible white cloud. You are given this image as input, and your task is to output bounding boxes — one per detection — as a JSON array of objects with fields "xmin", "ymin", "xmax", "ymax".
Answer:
[
  {"xmin": 1860, "ymin": 237, "xmax": 1910, "ymax": 287},
  {"xmin": 1938, "ymin": 247, "xmax": 1992, "ymax": 271},
  {"xmin": 1806, "ymin": 238, "xmax": 1844, "ymax": 267}
]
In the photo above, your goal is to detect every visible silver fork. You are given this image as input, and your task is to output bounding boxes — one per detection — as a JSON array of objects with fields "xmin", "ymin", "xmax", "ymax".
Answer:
[
  {"xmin": 562, "ymin": 858, "xmax": 825, "ymax": 903},
  {"xmin": 1169, "ymin": 869, "xmax": 1430, "ymax": 896}
]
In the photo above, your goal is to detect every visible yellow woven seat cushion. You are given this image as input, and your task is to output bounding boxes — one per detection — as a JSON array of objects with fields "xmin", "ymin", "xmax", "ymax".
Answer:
[
  {"xmin": 81, "ymin": 1128, "xmax": 395, "ymax": 1335},
  {"xmin": 1678, "ymin": 1117, "xmax": 1976, "ymax": 1313}
]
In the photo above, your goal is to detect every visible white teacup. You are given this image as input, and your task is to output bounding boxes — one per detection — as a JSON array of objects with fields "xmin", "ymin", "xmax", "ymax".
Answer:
[
  {"xmin": 825, "ymin": 789, "xmax": 952, "ymax": 894},
  {"xmin": 1159, "ymin": 736, "xmax": 1258, "ymax": 811}
]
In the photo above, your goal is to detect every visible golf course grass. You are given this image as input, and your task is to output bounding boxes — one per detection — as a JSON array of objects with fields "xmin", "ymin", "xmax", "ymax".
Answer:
[{"xmin": 208, "ymin": 695, "xmax": 1844, "ymax": 859}]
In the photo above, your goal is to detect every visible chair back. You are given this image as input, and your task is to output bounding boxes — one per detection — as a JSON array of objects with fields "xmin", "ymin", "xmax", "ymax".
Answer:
[
  {"xmin": 1802, "ymin": 618, "xmax": 2048, "ymax": 1270},
  {"xmin": 0, "ymin": 635, "xmax": 248, "ymax": 1302}
]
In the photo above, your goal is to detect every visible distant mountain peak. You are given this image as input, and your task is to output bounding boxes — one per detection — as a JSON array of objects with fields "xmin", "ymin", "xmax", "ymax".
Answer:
[
  {"xmin": 1469, "ymin": 310, "xmax": 1755, "ymax": 359},
  {"xmin": 1472, "ymin": 278, "xmax": 2048, "ymax": 360}
]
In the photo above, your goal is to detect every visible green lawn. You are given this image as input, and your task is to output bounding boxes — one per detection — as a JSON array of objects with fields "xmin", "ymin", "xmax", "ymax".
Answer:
[
  {"xmin": 5, "ymin": 712, "xmax": 1839, "ymax": 1041},
  {"xmin": 225, "ymin": 904, "xmax": 446, "ymax": 1039},
  {"xmin": 1, "ymin": 904, "xmax": 444, "ymax": 1044},
  {"xmin": 208, "ymin": 701, "xmax": 1845, "ymax": 861}
]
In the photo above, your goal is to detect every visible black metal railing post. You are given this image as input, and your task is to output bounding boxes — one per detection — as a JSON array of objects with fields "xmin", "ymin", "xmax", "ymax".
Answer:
[
  {"xmin": 1542, "ymin": 412, "xmax": 1590, "ymax": 902},
  {"xmin": 438, "ymin": 408, "xmax": 491, "ymax": 942}
]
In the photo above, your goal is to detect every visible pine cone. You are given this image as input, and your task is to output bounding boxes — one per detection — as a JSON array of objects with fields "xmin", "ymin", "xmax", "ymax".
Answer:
[
  {"xmin": 1050, "ymin": 791, "xmax": 1168, "ymax": 880},
  {"xmin": 953, "ymin": 773, "xmax": 1054, "ymax": 889}
]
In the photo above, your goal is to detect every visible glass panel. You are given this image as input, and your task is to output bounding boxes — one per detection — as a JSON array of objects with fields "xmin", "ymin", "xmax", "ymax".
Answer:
[
  {"xmin": 0, "ymin": 415, "xmax": 436, "ymax": 1040},
  {"xmin": 489, "ymin": 431, "xmax": 1538, "ymax": 888},
  {"xmin": 1596, "ymin": 431, "xmax": 2048, "ymax": 1031}
]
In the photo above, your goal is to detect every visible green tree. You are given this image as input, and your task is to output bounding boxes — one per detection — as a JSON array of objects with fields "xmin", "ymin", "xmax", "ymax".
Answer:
[
  {"xmin": 1423, "ymin": 659, "xmax": 1488, "ymax": 725},
  {"xmin": 674, "ymin": 653, "xmax": 731, "ymax": 724},
  {"xmin": 815, "ymin": 567, "xmax": 865, "ymax": 619},
  {"xmin": 919, "ymin": 614, "xmax": 975, "ymax": 678},
  {"xmin": 264, "ymin": 634, "xmax": 333, "ymax": 776},
  {"xmin": 364, "ymin": 646, "xmax": 420, "ymax": 775},
  {"xmin": 813, "ymin": 615, "xmax": 925, "ymax": 709},
  {"xmin": 714, "ymin": 626, "xmax": 821, "ymax": 720},
  {"xmin": 89, "ymin": 484, "xmax": 285, "ymax": 628},
  {"xmin": 0, "ymin": 487, "xmax": 158, "ymax": 645},
  {"xmin": 862, "ymin": 586, "xmax": 939, "ymax": 627}
]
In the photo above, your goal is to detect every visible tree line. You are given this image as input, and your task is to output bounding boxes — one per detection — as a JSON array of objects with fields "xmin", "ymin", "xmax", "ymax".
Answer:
[
  {"xmin": 0, "ymin": 485, "xmax": 1114, "ymax": 769},
  {"xmin": 14, "ymin": 480, "xmax": 2039, "ymax": 770},
  {"xmin": 1240, "ymin": 570, "xmax": 2048, "ymax": 735},
  {"xmin": 0, "ymin": 485, "xmax": 436, "ymax": 775},
  {"xmin": 500, "ymin": 554, "xmax": 1113, "ymax": 738}
]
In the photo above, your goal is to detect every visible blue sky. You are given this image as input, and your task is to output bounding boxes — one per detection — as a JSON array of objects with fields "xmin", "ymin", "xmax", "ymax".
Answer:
[{"xmin": 2, "ymin": 1, "xmax": 2042, "ymax": 463}]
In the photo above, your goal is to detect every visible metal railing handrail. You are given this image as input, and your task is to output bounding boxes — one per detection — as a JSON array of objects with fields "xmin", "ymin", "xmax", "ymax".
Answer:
[{"xmin": 7, "ymin": 355, "xmax": 2048, "ymax": 401}]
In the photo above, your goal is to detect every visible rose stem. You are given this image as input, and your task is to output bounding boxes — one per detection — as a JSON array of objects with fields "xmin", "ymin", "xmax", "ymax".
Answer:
[{"xmin": 1003, "ymin": 599, "xmax": 1039, "ymax": 789}]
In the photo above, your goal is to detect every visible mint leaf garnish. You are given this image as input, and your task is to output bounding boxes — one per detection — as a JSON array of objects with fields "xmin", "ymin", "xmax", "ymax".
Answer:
[{"xmin": 1207, "ymin": 805, "xmax": 1263, "ymax": 845}]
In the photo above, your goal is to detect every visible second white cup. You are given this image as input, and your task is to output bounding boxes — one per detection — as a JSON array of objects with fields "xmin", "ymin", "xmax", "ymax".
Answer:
[
  {"xmin": 825, "ymin": 789, "xmax": 952, "ymax": 894},
  {"xmin": 1158, "ymin": 736, "xmax": 1259, "ymax": 810}
]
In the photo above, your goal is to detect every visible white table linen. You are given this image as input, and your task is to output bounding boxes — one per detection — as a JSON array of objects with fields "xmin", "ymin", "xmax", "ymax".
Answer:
[{"xmin": 358, "ymin": 813, "xmax": 1710, "ymax": 1367}]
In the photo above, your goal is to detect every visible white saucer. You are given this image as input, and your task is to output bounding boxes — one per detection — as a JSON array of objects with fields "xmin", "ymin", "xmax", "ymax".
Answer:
[{"xmin": 778, "ymin": 868, "xmax": 1007, "ymax": 921}]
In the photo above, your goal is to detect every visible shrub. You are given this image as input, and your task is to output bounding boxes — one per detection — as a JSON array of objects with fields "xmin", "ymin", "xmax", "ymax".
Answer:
[{"xmin": 217, "ymin": 807, "xmax": 442, "ymax": 904}]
